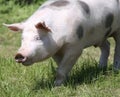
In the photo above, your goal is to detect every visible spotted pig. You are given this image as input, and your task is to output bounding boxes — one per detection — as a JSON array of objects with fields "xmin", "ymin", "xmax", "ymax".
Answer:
[{"xmin": 4, "ymin": 0, "xmax": 120, "ymax": 86}]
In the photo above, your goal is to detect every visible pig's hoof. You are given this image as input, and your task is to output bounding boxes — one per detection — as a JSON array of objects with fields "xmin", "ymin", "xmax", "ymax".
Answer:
[
  {"xmin": 54, "ymin": 80, "xmax": 64, "ymax": 86},
  {"xmin": 114, "ymin": 61, "xmax": 120, "ymax": 73},
  {"xmin": 114, "ymin": 67, "xmax": 120, "ymax": 74},
  {"xmin": 98, "ymin": 64, "xmax": 107, "ymax": 72}
]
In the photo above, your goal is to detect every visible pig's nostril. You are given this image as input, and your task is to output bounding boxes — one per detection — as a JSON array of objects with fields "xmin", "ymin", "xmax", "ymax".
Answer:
[
  {"xmin": 15, "ymin": 53, "xmax": 26, "ymax": 63},
  {"xmin": 15, "ymin": 53, "xmax": 24, "ymax": 60}
]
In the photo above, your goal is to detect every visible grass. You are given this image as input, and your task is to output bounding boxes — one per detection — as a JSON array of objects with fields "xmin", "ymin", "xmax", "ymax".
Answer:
[{"xmin": 0, "ymin": 0, "xmax": 120, "ymax": 97}]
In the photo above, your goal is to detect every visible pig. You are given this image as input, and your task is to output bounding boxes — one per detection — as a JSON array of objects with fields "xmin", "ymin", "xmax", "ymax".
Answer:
[{"xmin": 3, "ymin": 0, "xmax": 120, "ymax": 86}]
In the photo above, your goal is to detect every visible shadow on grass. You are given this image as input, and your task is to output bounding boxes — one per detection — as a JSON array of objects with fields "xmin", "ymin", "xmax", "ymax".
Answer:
[
  {"xmin": 66, "ymin": 64, "xmax": 106, "ymax": 88},
  {"xmin": 32, "ymin": 59, "xmax": 115, "ymax": 91},
  {"xmin": 32, "ymin": 76, "xmax": 55, "ymax": 91},
  {"xmin": 32, "ymin": 60, "xmax": 56, "ymax": 91}
]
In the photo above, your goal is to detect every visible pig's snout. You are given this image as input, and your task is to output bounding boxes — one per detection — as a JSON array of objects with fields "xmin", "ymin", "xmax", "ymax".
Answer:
[{"xmin": 15, "ymin": 53, "xmax": 27, "ymax": 63}]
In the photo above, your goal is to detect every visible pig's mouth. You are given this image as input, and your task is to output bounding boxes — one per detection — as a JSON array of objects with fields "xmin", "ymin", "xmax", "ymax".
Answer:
[{"xmin": 15, "ymin": 53, "xmax": 34, "ymax": 66}]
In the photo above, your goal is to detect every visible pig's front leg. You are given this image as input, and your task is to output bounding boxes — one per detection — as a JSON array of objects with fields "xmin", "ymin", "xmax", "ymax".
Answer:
[
  {"xmin": 54, "ymin": 47, "xmax": 83, "ymax": 86},
  {"xmin": 113, "ymin": 31, "xmax": 120, "ymax": 71},
  {"xmin": 52, "ymin": 54, "xmax": 63, "ymax": 66},
  {"xmin": 99, "ymin": 40, "xmax": 110, "ymax": 69}
]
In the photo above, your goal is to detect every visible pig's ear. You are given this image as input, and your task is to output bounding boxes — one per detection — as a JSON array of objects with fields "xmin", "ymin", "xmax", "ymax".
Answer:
[
  {"xmin": 3, "ymin": 23, "xmax": 24, "ymax": 32},
  {"xmin": 35, "ymin": 22, "xmax": 51, "ymax": 32}
]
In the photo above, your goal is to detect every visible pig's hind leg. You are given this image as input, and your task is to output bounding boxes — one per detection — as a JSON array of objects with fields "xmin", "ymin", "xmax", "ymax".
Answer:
[
  {"xmin": 113, "ymin": 31, "xmax": 120, "ymax": 71},
  {"xmin": 98, "ymin": 40, "xmax": 110, "ymax": 70}
]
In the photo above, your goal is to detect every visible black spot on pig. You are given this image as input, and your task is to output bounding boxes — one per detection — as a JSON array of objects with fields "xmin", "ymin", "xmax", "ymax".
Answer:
[
  {"xmin": 78, "ymin": 1, "xmax": 90, "ymax": 15},
  {"xmin": 105, "ymin": 13, "xmax": 114, "ymax": 28},
  {"xmin": 116, "ymin": 0, "xmax": 119, "ymax": 3},
  {"xmin": 50, "ymin": 0, "xmax": 69, "ymax": 7}
]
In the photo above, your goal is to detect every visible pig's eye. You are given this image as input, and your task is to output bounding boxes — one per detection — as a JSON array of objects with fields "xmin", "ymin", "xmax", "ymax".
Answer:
[{"xmin": 35, "ymin": 36, "xmax": 41, "ymax": 40}]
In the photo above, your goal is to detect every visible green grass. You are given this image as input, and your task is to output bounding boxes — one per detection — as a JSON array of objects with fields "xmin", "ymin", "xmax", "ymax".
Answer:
[{"xmin": 0, "ymin": 1, "xmax": 120, "ymax": 97}]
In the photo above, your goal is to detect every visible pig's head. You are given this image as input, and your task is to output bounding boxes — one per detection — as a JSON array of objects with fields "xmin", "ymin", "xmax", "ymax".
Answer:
[{"xmin": 4, "ymin": 22, "xmax": 58, "ymax": 66}]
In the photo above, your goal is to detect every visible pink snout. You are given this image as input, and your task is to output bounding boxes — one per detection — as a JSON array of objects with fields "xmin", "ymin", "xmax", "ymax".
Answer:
[
  {"xmin": 15, "ymin": 53, "xmax": 27, "ymax": 63},
  {"xmin": 15, "ymin": 53, "xmax": 33, "ymax": 66}
]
